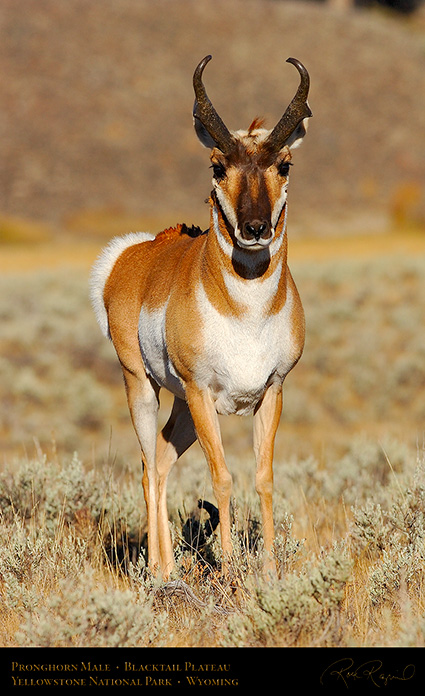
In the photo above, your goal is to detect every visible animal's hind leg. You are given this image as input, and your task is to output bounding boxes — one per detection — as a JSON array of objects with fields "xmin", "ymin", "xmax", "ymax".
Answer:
[
  {"xmin": 122, "ymin": 366, "xmax": 162, "ymax": 574},
  {"xmin": 156, "ymin": 397, "xmax": 196, "ymax": 577}
]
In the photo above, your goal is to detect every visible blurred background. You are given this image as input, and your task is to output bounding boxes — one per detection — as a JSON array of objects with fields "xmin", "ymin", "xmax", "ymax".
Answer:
[
  {"xmin": 2, "ymin": 0, "xmax": 425, "ymax": 237},
  {"xmin": 0, "ymin": 0, "xmax": 424, "ymax": 469}
]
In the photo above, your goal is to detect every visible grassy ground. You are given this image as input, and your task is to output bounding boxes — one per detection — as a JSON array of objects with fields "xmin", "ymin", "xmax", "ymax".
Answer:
[{"xmin": 0, "ymin": 224, "xmax": 424, "ymax": 648}]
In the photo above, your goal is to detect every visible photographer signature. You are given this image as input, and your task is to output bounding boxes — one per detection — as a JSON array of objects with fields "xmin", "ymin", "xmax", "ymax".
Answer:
[{"xmin": 320, "ymin": 658, "xmax": 415, "ymax": 688}]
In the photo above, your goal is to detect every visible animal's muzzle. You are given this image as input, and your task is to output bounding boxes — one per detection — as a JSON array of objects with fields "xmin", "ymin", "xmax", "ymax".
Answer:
[{"xmin": 242, "ymin": 220, "xmax": 271, "ymax": 242}]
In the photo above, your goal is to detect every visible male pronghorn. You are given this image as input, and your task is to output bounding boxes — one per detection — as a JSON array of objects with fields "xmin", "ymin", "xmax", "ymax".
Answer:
[{"xmin": 91, "ymin": 55, "xmax": 312, "ymax": 578}]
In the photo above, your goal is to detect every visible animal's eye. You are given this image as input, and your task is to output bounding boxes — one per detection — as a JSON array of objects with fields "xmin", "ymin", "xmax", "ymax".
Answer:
[
  {"xmin": 277, "ymin": 161, "xmax": 292, "ymax": 177},
  {"xmin": 211, "ymin": 163, "xmax": 226, "ymax": 181}
]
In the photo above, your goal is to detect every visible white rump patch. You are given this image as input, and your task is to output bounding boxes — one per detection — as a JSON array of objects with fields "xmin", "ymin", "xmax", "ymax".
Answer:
[{"xmin": 90, "ymin": 231, "xmax": 155, "ymax": 338}]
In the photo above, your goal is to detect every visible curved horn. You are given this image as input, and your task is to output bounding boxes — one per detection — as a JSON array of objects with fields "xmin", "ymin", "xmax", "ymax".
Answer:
[
  {"xmin": 193, "ymin": 55, "xmax": 235, "ymax": 154},
  {"xmin": 262, "ymin": 57, "xmax": 312, "ymax": 156}
]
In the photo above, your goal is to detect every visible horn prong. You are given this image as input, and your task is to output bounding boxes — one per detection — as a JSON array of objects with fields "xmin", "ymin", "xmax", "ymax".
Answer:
[
  {"xmin": 193, "ymin": 55, "xmax": 235, "ymax": 155},
  {"xmin": 262, "ymin": 58, "xmax": 312, "ymax": 157}
]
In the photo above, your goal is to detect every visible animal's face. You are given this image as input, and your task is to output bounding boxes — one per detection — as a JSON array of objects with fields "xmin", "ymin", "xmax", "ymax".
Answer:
[
  {"xmin": 209, "ymin": 128, "xmax": 293, "ymax": 250},
  {"xmin": 193, "ymin": 55, "xmax": 311, "ymax": 251}
]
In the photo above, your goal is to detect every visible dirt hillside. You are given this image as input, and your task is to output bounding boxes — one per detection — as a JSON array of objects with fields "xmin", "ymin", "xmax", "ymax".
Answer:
[{"xmin": 1, "ymin": 0, "xmax": 425, "ymax": 237}]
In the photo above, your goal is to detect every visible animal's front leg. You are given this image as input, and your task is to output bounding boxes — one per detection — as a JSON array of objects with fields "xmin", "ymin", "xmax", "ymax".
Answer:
[
  {"xmin": 253, "ymin": 383, "xmax": 283, "ymax": 575},
  {"xmin": 185, "ymin": 383, "xmax": 233, "ymax": 572}
]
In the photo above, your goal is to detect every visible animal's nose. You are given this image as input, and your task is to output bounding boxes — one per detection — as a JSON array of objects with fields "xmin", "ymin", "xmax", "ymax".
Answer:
[{"xmin": 243, "ymin": 220, "xmax": 271, "ymax": 241}]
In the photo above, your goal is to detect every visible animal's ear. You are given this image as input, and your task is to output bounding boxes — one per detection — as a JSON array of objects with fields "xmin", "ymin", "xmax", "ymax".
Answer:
[
  {"xmin": 193, "ymin": 110, "xmax": 218, "ymax": 149},
  {"xmin": 285, "ymin": 117, "xmax": 309, "ymax": 150}
]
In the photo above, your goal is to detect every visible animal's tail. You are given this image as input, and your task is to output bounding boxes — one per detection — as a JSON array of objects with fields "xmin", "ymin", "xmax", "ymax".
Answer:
[{"xmin": 89, "ymin": 231, "xmax": 155, "ymax": 338}]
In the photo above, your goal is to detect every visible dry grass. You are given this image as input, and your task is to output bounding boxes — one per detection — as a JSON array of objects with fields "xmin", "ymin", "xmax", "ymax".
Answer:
[
  {"xmin": 0, "ymin": 433, "xmax": 424, "ymax": 648},
  {"xmin": 0, "ymin": 223, "xmax": 424, "ymax": 648}
]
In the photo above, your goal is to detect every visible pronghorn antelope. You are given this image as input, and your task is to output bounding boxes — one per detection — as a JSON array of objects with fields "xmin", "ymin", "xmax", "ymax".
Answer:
[{"xmin": 90, "ymin": 55, "xmax": 312, "ymax": 578}]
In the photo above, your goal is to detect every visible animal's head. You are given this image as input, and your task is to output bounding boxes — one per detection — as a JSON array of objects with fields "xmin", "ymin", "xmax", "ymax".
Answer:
[{"xmin": 193, "ymin": 55, "xmax": 312, "ymax": 251}]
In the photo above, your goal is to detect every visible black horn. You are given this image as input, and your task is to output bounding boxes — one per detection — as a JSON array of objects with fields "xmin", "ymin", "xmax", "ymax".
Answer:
[
  {"xmin": 262, "ymin": 57, "xmax": 312, "ymax": 157},
  {"xmin": 193, "ymin": 55, "xmax": 235, "ymax": 154}
]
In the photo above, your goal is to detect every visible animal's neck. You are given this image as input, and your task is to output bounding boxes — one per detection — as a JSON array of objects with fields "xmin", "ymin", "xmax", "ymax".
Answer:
[{"xmin": 198, "ymin": 199, "xmax": 289, "ymax": 317}]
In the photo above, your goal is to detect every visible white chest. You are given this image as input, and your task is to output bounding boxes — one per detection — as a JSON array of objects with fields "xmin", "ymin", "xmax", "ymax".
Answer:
[
  {"xmin": 138, "ymin": 269, "xmax": 299, "ymax": 416},
  {"xmin": 194, "ymin": 272, "xmax": 298, "ymax": 415}
]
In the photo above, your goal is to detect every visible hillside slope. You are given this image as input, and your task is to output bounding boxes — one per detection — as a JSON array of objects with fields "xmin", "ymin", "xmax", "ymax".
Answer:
[{"xmin": 1, "ymin": 0, "xmax": 424, "ymax": 235}]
